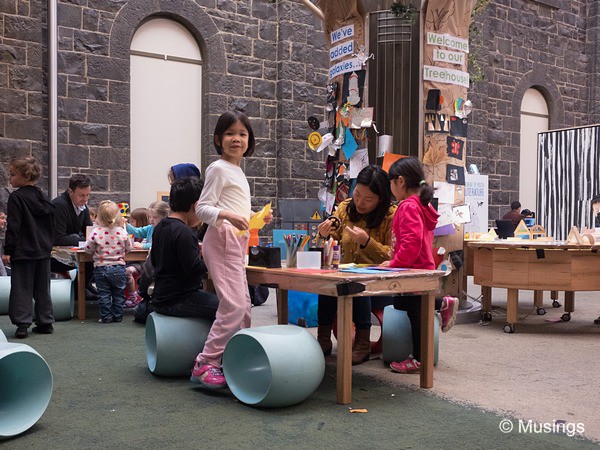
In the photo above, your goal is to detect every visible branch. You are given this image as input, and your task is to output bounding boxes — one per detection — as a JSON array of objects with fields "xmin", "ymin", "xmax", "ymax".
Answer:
[{"xmin": 298, "ymin": 0, "xmax": 325, "ymax": 21}]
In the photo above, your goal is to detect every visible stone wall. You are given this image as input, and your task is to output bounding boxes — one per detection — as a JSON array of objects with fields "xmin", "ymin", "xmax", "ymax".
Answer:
[
  {"xmin": 0, "ymin": 0, "xmax": 328, "ymax": 214},
  {"xmin": 467, "ymin": 0, "xmax": 592, "ymax": 222}
]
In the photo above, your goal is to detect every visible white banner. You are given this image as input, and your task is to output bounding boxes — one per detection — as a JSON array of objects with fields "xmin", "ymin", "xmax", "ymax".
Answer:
[
  {"xmin": 427, "ymin": 32, "xmax": 469, "ymax": 53},
  {"xmin": 330, "ymin": 24, "xmax": 355, "ymax": 44},
  {"xmin": 433, "ymin": 48, "xmax": 465, "ymax": 65},
  {"xmin": 330, "ymin": 40, "xmax": 355, "ymax": 62},
  {"xmin": 329, "ymin": 58, "xmax": 361, "ymax": 80}
]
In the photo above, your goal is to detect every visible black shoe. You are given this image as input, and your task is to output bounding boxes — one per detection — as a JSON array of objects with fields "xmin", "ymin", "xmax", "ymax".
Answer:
[
  {"xmin": 32, "ymin": 324, "xmax": 54, "ymax": 334},
  {"xmin": 98, "ymin": 316, "xmax": 113, "ymax": 324},
  {"xmin": 15, "ymin": 326, "xmax": 28, "ymax": 339},
  {"xmin": 112, "ymin": 316, "xmax": 123, "ymax": 323}
]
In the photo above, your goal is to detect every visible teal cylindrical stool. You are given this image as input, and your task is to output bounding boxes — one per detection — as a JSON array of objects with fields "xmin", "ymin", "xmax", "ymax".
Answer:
[
  {"xmin": 382, "ymin": 305, "xmax": 440, "ymax": 365},
  {"xmin": 0, "ymin": 277, "xmax": 73, "ymax": 320},
  {"xmin": 50, "ymin": 279, "xmax": 74, "ymax": 321},
  {"xmin": 0, "ymin": 277, "xmax": 9, "ymax": 314},
  {"xmin": 145, "ymin": 312, "xmax": 212, "ymax": 377},
  {"xmin": 0, "ymin": 330, "xmax": 6, "ymax": 343},
  {"xmin": 222, "ymin": 325, "xmax": 325, "ymax": 408},
  {"xmin": 0, "ymin": 342, "xmax": 53, "ymax": 440}
]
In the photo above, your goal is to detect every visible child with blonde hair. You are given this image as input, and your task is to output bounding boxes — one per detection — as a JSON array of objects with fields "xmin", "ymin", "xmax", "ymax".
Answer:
[
  {"xmin": 124, "ymin": 202, "xmax": 169, "ymax": 307},
  {"xmin": 84, "ymin": 200, "xmax": 132, "ymax": 323},
  {"xmin": 2, "ymin": 156, "xmax": 55, "ymax": 338}
]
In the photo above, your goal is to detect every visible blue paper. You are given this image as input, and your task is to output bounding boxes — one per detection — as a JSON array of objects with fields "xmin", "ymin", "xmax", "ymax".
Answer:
[
  {"xmin": 272, "ymin": 229, "xmax": 308, "ymax": 259},
  {"xmin": 342, "ymin": 127, "xmax": 358, "ymax": 159},
  {"xmin": 433, "ymin": 223, "xmax": 456, "ymax": 237}
]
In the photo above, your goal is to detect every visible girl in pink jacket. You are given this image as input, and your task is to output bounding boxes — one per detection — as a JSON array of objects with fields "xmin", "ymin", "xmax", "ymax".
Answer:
[{"xmin": 383, "ymin": 157, "xmax": 458, "ymax": 373}]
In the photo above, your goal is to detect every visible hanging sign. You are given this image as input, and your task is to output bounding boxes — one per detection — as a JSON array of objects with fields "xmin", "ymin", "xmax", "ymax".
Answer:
[
  {"xmin": 329, "ymin": 58, "xmax": 361, "ymax": 80},
  {"xmin": 423, "ymin": 65, "xmax": 470, "ymax": 88},
  {"xmin": 330, "ymin": 40, "xmax": 355, "ymax": 62},
  {"xmin": 426, "ymin": 32, "xmax": 469, "ymax": 53},
  {"xmin": 433, "ymin": 49, "xmax": 465, "ymax": 65},
  {"xmin": 330, "ymin": 24, "xmax": 355, "ymax": 44}
]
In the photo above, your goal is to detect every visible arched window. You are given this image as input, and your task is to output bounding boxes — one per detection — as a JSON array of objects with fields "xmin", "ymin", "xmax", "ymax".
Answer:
[
  {"xmin": 130, "ymin": 18, "xmax": 202, "ymax": 208},
  {"xmin": 519, "ymin": 88, "xmax": 548, "ymax": 212}
]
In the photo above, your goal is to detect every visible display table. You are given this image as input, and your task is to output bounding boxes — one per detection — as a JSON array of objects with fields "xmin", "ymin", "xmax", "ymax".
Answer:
[
  {"xmin": 468, "ymin": 240, "xmax": 600, "ymax": 332},
  {"xmin": 53, "ymin": 247, "xmax": 149, "ymax": 320},
  {"xmin": 245, "ymin": 266, "xmax": 444, "ymax": 404}
]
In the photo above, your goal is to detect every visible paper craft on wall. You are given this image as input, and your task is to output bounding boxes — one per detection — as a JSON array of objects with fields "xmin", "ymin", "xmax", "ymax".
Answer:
[
  {"xmin": 349, "ymin": 148, "xmax": 369, "ymax": 178},
  {"xmin": 425, "ymin": 113, "xmax": 450, "ymax": 133},
  {"xmin": 349, "ymin": 107, "xmax": 374, "ymax": 129},
  {"xmin": 436, "ymin": 203, "xmax": 454, "ymax": 227},
  {"xmin": 341, "ymin": 127, "xmax": 358, "ymax": 159},
  {"xmin": 452, "ymin": 204, "xmax": 471, "ymax": 224},
  {"xmin": 446, "ymin": 136, "xmax": 464, "ymax": 160},
  {"xmin": 342, "ymin": 70, "xmax": 366, "ymax": 107},
  {"xmin": 433, "ymin": 181, "xmax": 456, "ymax": 204},
  {"xmin": 382, "ymin": 152, "xmax": 405, "ymax": 173},
  {"xmin": 450, "ymin": 116, "xmax": 468, "ymax": 137},
  {"xmin": 446, "ymin": 164, "xmax": 466, "ymax": 185},
  {"xmin": 426, "ymin": 89, "xmax": 442, "ymax": 111}
]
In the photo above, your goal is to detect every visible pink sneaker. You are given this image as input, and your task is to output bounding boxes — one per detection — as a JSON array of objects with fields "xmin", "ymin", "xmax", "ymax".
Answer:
[
  {"xmin": 439, "ymin": 296, "xmax": 458, "ymax": 333},
  {"xmin": 190, "ymin": 361, "xmax": 227, "ymax": 389},
  {"xmin": 124, "ymin": 292, "xmax": 141, "ymax": 308},
  {"xmin": 390, "ymin": 355, "xmax": 421, "ymax": 374}
]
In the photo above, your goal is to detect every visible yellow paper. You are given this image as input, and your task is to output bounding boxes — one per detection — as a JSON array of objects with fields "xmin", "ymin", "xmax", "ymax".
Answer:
[{"xmin": 249, "ymin": 203, "xmax": 271, "ymax": 230}]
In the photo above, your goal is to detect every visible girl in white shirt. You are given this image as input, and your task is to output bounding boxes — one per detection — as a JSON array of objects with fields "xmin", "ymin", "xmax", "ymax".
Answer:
[{"xmin": 192, "ymin": 110, "xmax": 272, "ymax": 389}]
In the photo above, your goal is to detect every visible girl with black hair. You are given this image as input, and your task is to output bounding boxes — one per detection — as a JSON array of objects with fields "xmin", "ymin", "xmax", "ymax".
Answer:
[
  {"xmin": 316, "ymin": 165, "xmax": 397, "ymax": 365},
  {"xmin": 384, "ymin": 156, "xmax": 457, "ymax": 374}
]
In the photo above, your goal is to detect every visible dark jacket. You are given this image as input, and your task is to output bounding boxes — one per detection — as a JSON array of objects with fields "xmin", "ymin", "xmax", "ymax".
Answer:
[
  {"xmin": 150, "ymin": 217, "xmax": 208, "ymax": 305},
  {"xmin": 4, "ymin": 185, "xmax": 55, "ymax": 260},
  {"xmin": 502, "ymin": 209, "xmax": 524, "ymax": 227},
  {"xmin": 52, "ymin": 190, "xmax": 92, "ymax": 246}
]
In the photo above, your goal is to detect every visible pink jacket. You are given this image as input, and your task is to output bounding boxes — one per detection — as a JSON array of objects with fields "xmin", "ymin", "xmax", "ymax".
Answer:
[{"xmin": 389, "ymin": 195, "xmax": 439, "ymax": 270}]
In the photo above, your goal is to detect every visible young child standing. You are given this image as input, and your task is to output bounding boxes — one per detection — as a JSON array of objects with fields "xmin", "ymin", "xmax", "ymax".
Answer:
[
  {"xmin": 2, "ymin": 156, "xmax": 55, "ymax": 338},
  {"xmin": 192, "ymin": 110, "xmax": 272, "ymax": 389},
  {"xmin": 84, "ymin": 200, "xmax": 132, "ymax": 323},
  {"xmin": 383, "ymin": 156, "xmax": 458, "ymax": 374},
  {"xmin": 124, "ymin": 201, "xmax": 169, "ymax": 307}
]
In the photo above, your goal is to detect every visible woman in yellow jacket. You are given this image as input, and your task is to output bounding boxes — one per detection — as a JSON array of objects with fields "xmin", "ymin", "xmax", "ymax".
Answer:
[{"xmin": 317, "ymin": 165, "xmax": 396, "ymax": 364}]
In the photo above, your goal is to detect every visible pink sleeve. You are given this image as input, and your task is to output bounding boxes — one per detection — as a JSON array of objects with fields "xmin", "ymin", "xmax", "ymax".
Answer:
[{"xmin": 389, "ymin": 204, "xmax": 425, "ymax": 269}]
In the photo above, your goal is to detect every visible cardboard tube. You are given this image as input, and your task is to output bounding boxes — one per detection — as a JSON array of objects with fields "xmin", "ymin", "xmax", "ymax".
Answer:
[
  {"xmin": 145, "ymin": 312, "xmax": 212, "ymax": 377},
  {"xmin": 0, "ymin": 342, "xmax": 53, "ymax": 439},
  {"xmin": 222, "ymin": 325, "xmax": 325, "ymax": 407},
  {"xmin": 382, "ymin": 305, "xmax": 440, "ymax": 365},
  {"xmin": 0, "ymin": 277, "xmax": 73, "ymax": 321}
]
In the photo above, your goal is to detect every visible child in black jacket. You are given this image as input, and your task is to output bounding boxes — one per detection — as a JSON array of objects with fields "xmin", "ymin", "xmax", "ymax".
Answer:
[{"xmin": 2, "ymin": 156, "xmax": 55, "ymax": 338}]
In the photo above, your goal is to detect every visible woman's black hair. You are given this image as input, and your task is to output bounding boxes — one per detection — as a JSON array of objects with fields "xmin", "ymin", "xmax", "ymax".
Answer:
[
  {"xmin": 347, "ymin": 165, "xmax": 392, "ymax": 229},
  {"xmin": 213, "ymin": 109, "xmax": 255, "ymax": 157},
  {"xmin": 388, "ymin": 156, "xmax": 434, "ymax": 206}
]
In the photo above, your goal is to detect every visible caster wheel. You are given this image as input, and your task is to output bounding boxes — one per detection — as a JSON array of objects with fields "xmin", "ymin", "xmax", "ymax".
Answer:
[
  {"xmin": 503, "ymin": 324, "xmax": 515, "ymax": 334},
  {"xmin": 482, "ymin": 312, "xmax": 493, "ymax": 322},
  {"xmin": 561, "ymin": 313, "xmax": 571, "ymax": 322},
  {"xmin": 552, "ymin": 300, "xmax": 561, "ymax": 308},
  {"xmin": 536, "ymin": 308, "xmax": 546, "ymax": 316}
]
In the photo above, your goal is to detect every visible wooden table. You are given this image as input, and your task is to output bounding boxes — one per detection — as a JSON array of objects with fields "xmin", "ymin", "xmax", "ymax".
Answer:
[
  {"xmin": 53, "ymin": 247, "xmax": 149, "ymax": 320},
  {"xmin": 245, "ymin": 266, "xmax": 444, "ymax": 404},
  {"xmin": 469, "ymin": 240, "xmax": 600, "ymax": 332}
]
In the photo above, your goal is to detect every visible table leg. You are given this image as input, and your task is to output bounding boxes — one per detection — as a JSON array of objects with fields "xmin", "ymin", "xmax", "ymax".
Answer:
[
  {"xmin": 77, "ymin": 260, "xmax": 86, "ymax": 320},
  {"xmin": 276, "ymin": 289, "xmax": 288, "ymax": 325},
  {"xmin": 564, "ymin": 291, "xmax": 575, "ymax": 313},
  {"xmin": 506, "ymin": 289, "xmax": 519, "ymax": 325},
  {"xmin": 336, "ymin": 295, "xmax": 353, "ymax": 404},
  {"xmin": 551, "ymin": 291, "xmax": 558, "ymax": 301},
  {"xmin": 481, "ymin": 286, "xmax": 492, "ymax": 312},
  {"xmin": 420, "ymin": 292, "xmax": 435, "ymax": 389},
  {"xmin": 533, "ymin": 290, "xmax": 543, "ymax": 309}
]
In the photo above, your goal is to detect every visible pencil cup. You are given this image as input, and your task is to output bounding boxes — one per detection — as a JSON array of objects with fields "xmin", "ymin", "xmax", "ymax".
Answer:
[
  {"xmin": 0, "ymin": 342, "xmax": 53, "ymax": 439},
  {"xmin": 382, "ymin": 305, "xmax": 440, "ymax": 365},
  {"xmin": 222, "ymin": 325, "xmax": 325, "ymax": 407},
  {"xmin": 145, "ymin": 312, "xmax": 212, "ymax": 377},
  {"xmin": 286, "ymin": 252, "xmax": 297, "ymax": 268}
]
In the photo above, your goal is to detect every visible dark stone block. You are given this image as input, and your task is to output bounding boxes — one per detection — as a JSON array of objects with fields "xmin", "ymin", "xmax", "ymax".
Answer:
[
  {"xmin": 0, "ymin": 44, "xmax": 19, "ymax": 64},
  {"xmin": 253, "ymin": 180, "xmax": 277, "ymax": 198},
  {"xmin": 109, "ymin": 126, "xmax": 129, "ymax": 147},
  {"xmin": 87, "ymin": 55, "xmax": 128, "ymax": 81},
  {"xmin": 27, "ymin": 92, "xmax": 45, "ymax": 116},
  {"xmin": 232, "ymin": 35, "xmax": 252, "ymax": 56},
  {"xmin": 292, "ymin": 82, "xmax": 315, "ymax": 103},
  {"xmin": 74, "ymin": 30, "xmax": 109, "ymax": 55},
  {"xmin": 279, "ymin": 178, "xmax": 306, "ymax": 198},
  {"xmin": 109, "ymin": 169, "xmax": 130, "ymax": 192},
  {"xmin": 90, "ymin": 146, "xmax": 130, "ymax": 170},
  {"xmin": 58, "ymin": 52, "xmax": 86, "ymax": 76},
  {"xmin": 70, "ymin": 123, "xmax": 109, "ymax": 146},
  {"xmin": 58, "ymin": 3, "xmax": 83, "ymax": 28},
  {"xmin": 5, "ymin": 115, "xmax": 43, "ymax": 140},
  {"xmin": 4, "ymin": 16, "xmax": 42, "ymax": 43},
  {"xmin": 0, "ymin": 137, "xmax": 30, "ymax": 159},
  {"xmin": 87, "ymin": 0, "xmax": 127, "ymax": 13},
  {"xmin": 0, "ymin": 88, "xmax": 26, "ymax": 114},
  {"xmin": 0, "ymin": 0, "xmax": 17, "ymax": 14},
  {"xmin": 108, "ymin": 81, "xmax": 128, "ymax": 103},
  {"xmin": 253, "ymin": 40, "xmax": 276, "ymax": 60},
  {"xmin": 58, "ymin": 98, "xmax": 87, "ymax": 121},
  {"xmin": 57, "ymin": 144, "xmax": 90, "ymax": 168},
  {"xmin": 227, "ymin": 60, "xmax": 262, "ymax": 78},
  {"xmin": 252, "ymin": 79, "xmax": 276, "ymax": 100},
  {"xmin": 83, "ymin": 8, "xmax": 100, "ymax": 31},
  {"xmin": 9, "ymin": 66, "xmax": 43, "ymax": 91},
  {"xmin": 259, "ymin": 22, "xmax": 277, "ymax": 42},
  {"xmin": 68, "ymin": 79, "xmax": 108, "ymax": 101},
  {"xmin": 244, "ymin": 158, "xmax": 267, "ymax": 178},
  {"xmin": 88, "ymin": 101, "xmax": 129, "ymax": 126}
]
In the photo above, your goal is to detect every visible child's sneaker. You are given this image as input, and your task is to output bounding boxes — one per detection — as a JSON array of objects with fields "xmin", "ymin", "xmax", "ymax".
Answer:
[
  {"xmin": 190, "ymin": 361, "xmax": 227, "ymax": 389},
  {"xmin": 98, "ymin": 316, "xmax": 113, "ymax": 324},
  {"xmin": 15, "ymin": 326, "xmax": 28, "ymax": 339},
  {"xmin": 124, "ymin": 292, "xmax": 141, "ymax": 308},
  {"xmin": 112, "ymin": 316, "xmax": 123, "ymax": 323},
  {"xmin": 439, "ymin": 296, "xmax": 459, "ymax": 333},
  {"xmin": 390, "ymin": 355, "xmax": 421, "ymax": 374}
]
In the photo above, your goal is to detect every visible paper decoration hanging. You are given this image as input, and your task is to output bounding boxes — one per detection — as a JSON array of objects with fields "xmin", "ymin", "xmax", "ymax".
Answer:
[{"xmin": 446, "ymin": 136, "xmax": 465, "ymax": 160}]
